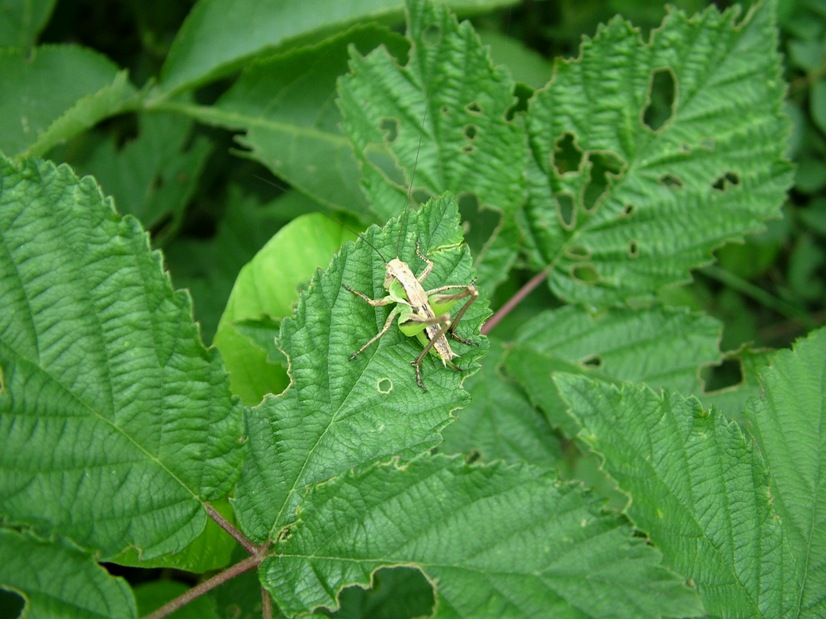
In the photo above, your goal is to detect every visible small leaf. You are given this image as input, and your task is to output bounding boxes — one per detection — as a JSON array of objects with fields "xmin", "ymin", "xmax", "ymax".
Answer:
[
  {"xmin": 263, "ymin": 455, "xmax": 703, "ymax": 618},
  {"xmin": 233, "ymin": 193, "xmax": 490, "ymax": 541},
  {"xmin": 0, "ymin": 156, "xmax": 245, "ymax": 559},
  {"xmin": 556, "ymin": 374, "xmax": 801, "ymax": 617},
  {"xmin": 745, "ymin": 328, "xmax": 826, "ymax": 616}
]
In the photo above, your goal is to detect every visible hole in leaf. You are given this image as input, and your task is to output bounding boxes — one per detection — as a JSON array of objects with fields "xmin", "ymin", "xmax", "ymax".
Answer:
[
  {"xmin": 701, "ymin": 358, "xmax": 744, "ymax": 392},
  {"xmin": 556, "ymin": 193, "xmax": 576, "ymax": 229},
  {"xmin": 627, "ymin": 240, "xmax": 640, "ymax": 258},
  {"xmin": 711, "ymin": 171, "xmax": 740, "ymax": 191},
  {"xmin": 377, "ymin": 377, "xmax": 393, "ymax": 393},
  {"xmin": 580, "ymin": 354, "xmax": 603, "ymax": 369},
  {"xmin": 506, "ymin": 83, "xmax": 532, "ymax": 120},
  {"xmin": 463, "ymin": 124, "xmax": 477, "ymax": 141},
  {"xmin": 423, "ymin": 23, "xmax": 442, "ymax": 46},
  {"xmin": 465, "ymin": 449, "xmax": 482, "ymax": 464},
  {"xmin": 571, "ymin": 264, "xmax": 599, "ymax": 283},
  {"xmin": 583, "ymin": 151, "xmax": 625, "ymax": 212},
  {"xmin": 642, "ymin": 68, "xmax": 676, "ymax": 132},
  {"xmin": 379, "ymin": 117, "xmax": 399, "ymax": 142},
  {"xmin": 332, "ymin": 567, "xmax": 434, "ymax": 618},
  {"xmin": 466, "ymin": 101, "xmax": 482, "ymax": 115},
  {"xmin": 0, "ymin": 590, "xmax": 23, "ymax": 618},
  {"xmin": 461, "ymin": 143, "xmax": 475, "ymax": 155},
  {"xmin": 620, "ymin": 203, "xmax": 635, "ymax": 218},
  {"xmin": 658, "ymin": 174, "xmax": 683, "ymax": 189},
  {"xmin": 566, "ymin": 245, "xmax": 590, "ymax": 260},
  {"xmin": 552, "ymin": 132, "xmax": 583, "ymax": 175}
]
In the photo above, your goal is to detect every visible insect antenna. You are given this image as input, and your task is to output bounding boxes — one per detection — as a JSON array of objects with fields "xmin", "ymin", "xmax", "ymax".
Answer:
[{"xmin": 395, "ymin": 98, "xmax": 430, "ymax": 260}]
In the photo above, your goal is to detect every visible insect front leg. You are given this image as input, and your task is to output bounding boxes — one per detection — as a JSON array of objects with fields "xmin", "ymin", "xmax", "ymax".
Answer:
[{"xmin": 343, "ymin": 284, "xmax": 396, "ymax": 359}]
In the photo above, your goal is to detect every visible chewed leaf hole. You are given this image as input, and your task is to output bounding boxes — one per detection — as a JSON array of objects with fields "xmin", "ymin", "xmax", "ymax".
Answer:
[
  {"xmin": 463, "ymin": 124, "xmax": 477, "ymax": 141},
  {"xmin": 556, "ymin": 193, "xmax": 576, "ymax": 229},
  {"xmin": 712, "ymin": 171, "xmax": 740, "ymax": 191},
  {"xmin": 583, "ymin": 151, "xmax": 626, "ymax": 212},
  {"xmin": 423, "ymin": 23, "xmax": 442, "ymax": 46},
  {"xmin": 566, "ymin": 244, "xmax": 590, "ymax": 260},
  {"xmin": 580, "ymin": 354, "xmax": 603, "ymax": 370},
  {"xmin": 552, "ymin": 132, "xmax": 583, "ymax": 175},
  {"xmin": 466, "ymin": 101, "xmax": 482, "ymax": 115},
  {"xmin": 336, "ymin": 567, "xmax": 434, "ymax": 616},
  {"xmin": 658, "ymin": 174, "xmax": 683, "ymax": 189},
  {"xmin": 379, "ymin": 117, "xmax": 399, "ymax": 142},
  {"xmin": 571, "ymin": 264, "xmax": 599, "ymax": 283},
  {"xmin": 627, "ymin": 240, "xmax": 640, "ymax": 258},
  {"xmin": 377, "ymin": 377, "xmax": 393, "ymax": 394},
  {"xmin": 620, "ymin": 203, "xmax": 635, "ymax": 218},
  {"xmin": 642, "ymin": 67, "xmax": 676, "ymax": 132},
  {"xmin": 701, "ymin": 358, "xmax": 744, "ymax": 393}
]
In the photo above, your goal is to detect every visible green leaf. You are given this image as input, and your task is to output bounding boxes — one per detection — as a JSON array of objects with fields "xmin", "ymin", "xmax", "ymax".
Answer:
[
  {"xmin": 0, "ymin": 156, "xmax": 245, "ymax": 559},
  {"xmin": 206, "ymin": 24, "xmax": 407, "ymax": 215},
  {"xmin": 440, "ymin": 338, "xmax": 563, "ymax": 466},
  {"xmin": 0, "ymin": 529, "xmax": 136, "ymax": 619},
  {"xmin": 233, "ymin": 193, "xmax": 489, "ymax": 541},
  {"xmin": 214, "ymin": 212, "xmax": 356, "ymax": 405},
  {"xmin": 159, "ymin": 0, "xmax": 518, "ymax": 95},
  {"xmin": 555, "ymin": 374, "xmax": 801, "ymax": 617},
  {"xmin": 0, "ymin": 0, "xmax": 56, "ymax": 49},
  {"xmin": 0, "ymin": 45, "xmax": 137, "ymax": 156},
  {"xmin": 506, "ymin": 305, "xmax": 722, "ymax": 434},
  {"xmin": 523, "ymin": 1, "xmax": 793, "ymax": 305},
  {"xmin": 745, "ymin": 328, "xmax": 826, "ymax": 616},
  {"xmin": 263, "ymin": 455, "xmax": 703, "ymax": 618},
  {"xmin": 338, "ymin": 0, "xmax": 526, "ymax": 289}
]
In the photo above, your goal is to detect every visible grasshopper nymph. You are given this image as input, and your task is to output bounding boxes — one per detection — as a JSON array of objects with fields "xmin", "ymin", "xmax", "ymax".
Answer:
[{"xmin": 344, "ymin": 236, "xmax": 478, "ymax": 391}]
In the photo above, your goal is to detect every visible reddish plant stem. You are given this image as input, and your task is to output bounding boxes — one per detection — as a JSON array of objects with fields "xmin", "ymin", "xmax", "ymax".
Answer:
[
  {"xmin": 205, "ymin": 503, "xmax": 257, "ymax": 554},
  {"xmin": 482, "ymin": 267, "xmax": 550, "ymax": 335},
  {"xmin": 142, "ymin": 554, "xmax": 262, "ymax": 619}
]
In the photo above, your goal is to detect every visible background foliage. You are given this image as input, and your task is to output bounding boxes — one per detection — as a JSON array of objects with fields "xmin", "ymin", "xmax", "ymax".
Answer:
[{"xmin": 1, "ymin": 0, "xmax": 824, "ymax": 618}]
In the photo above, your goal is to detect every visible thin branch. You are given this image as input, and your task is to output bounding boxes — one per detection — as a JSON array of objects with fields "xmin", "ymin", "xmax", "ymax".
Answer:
[
  {"xmin": 205, "ymin": 502, "xmax": 258, "ymax": 554},
  {"xmin": 482, "ymin": 267, "xmax": 551, "ymax": 335}
]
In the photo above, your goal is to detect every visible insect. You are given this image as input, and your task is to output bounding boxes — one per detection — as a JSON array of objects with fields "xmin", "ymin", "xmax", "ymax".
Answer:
[
  {"xmin": 344, "ymin": 237, "xmax": 478, "ymax": 391},
  {"xmin": 343, "ymin": 108, "xmax": 479, "ymax": 391}
]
